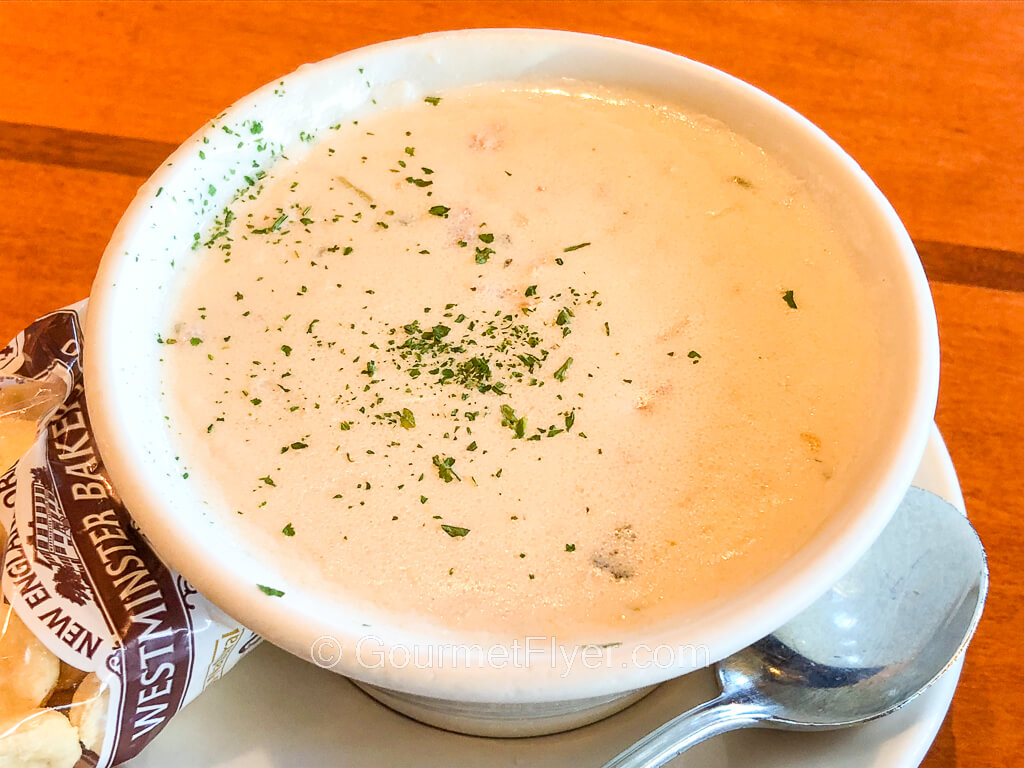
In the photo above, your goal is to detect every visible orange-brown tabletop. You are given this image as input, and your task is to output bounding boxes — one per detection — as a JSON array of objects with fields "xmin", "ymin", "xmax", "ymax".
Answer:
[{"xmin": 1, "ymin": 3, "xmax": 1020, "ymax": 766}]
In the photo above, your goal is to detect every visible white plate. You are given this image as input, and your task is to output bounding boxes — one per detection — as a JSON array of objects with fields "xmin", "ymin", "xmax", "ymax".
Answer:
[{"xmin": 127, "ymin": 424, "xmax": 963, "ymax": 768}]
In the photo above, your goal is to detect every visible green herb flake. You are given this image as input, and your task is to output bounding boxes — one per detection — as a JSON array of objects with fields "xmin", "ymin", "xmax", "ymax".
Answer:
[
  {"xmin": 399, "ymin": 408, "xmax": 416, "ymax": 429},
  {"xmin": 782, "ymin": 289, "xmax": 798, "ymax": 309},
  {"xmin": 282, "ymin": 523, "xmax": 296, "ymax": 536},
  {"xmin": 428, "ymin": 205, "xmax": 450, "ymax": 217},
  {"xmin": 565, "ymin": 543, "xmax": 577, "ymax": 552},
  {"xmin": 432, "ymin": 454, "xmax": 461, "ymax": 483},
  {"xmin": 440, "ymin": 524, "xmax": 470, "ymax": 538},
  {"xmin": 257, "ymin": 584, "xmax": 284, "ymax": 597},
  {"xmin": 553, "ymin": 357, "xmax": 574, "ymax": 382},
  {"xmin": 563, "ymin": 242, "xmax": 591, "ymax": 252},
  {"xmin": 281, "ymin": 344, "xmax": 292, "ymax": 356},
  {"xmin": 688, "ymin": 350, "xmax": 702, "ymax": 364},
  {"xmin": 424, "ymin": 96, "xmax": 442, "ymax": 106},
  {"xmin": 500, "ymin": 404, "xmax": 527, "ymax": 439},
  {"xmin": 269, "ymin": 212, "xmax": 288, "ymax": 232}
]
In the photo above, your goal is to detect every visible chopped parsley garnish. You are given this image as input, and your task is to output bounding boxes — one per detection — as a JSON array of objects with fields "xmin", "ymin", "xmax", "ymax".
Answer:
[
  {"xmin": 500, "ymin": 405, "xmax": 527, "ymax": 439},
  {"xmin": 565, "ymin": 543, "xmax": 576, "ymax": 552},
  {"xmin": 440, "ymin": 524, "xmax": 470, "ymax": 537},
  {"xmin": 424, "ymin": 96, "xmax": 442, "ymax": 106},
  {"xmin": 399, "ymin": 408, "xmax": 416, "ymax": 429},
  {"xmin": 688, "ymin": 350, "xmax": 702, "ymax": 364},
  {"xmin": 553, "ymin": 357, "xmax": 574, "ymax": 382},
  {"xmin": 782, "ymin": 289, "xmax": 798, "ymax": 309},
  {"xmin": 252, "ymin": 212, "xmax": 288, "ymax": 234},
  {"xmin": 428, "ymin": 205, "xmax": 450, "ymax": 217},
  {"xmin": 257, "ymin": 584, "xmax": 284, "ymax": 597},
  {"xmin": 282, "ymin": 523, "xmax": 295, "ymax": 536},
  {"xmin": 555, "ymin": 307, "xmax": 574, "ymax": 336},
  {"xmin": 563, "ymin": 242, "xmax": 591, "ymax": 252},
  {"xmin": 432, "ymin": 454, "xmax": 461, "ymax": 482}
]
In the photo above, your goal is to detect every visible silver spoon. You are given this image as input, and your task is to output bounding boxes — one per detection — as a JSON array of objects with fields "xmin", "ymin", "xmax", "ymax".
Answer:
[{"xmin": 602, "ymin": 487, "xmax": 988, "ymax": 768}]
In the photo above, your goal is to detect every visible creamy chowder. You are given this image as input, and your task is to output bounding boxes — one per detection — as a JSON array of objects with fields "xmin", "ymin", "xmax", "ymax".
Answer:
[{"xmin": 160, "ymin": 83, "xmax": 882, "ymax": 640}]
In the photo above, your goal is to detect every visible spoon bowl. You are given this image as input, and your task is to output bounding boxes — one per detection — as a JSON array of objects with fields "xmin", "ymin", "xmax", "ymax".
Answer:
[{"xmin": 603, "ymin": 487, "xmax": 988, "ymax": 767}]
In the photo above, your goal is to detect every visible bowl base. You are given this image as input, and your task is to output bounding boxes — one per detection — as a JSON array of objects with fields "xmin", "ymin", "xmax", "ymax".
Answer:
[{"xmin": 349, "ymin": 680, "xmax": 657, "ymax": 737}]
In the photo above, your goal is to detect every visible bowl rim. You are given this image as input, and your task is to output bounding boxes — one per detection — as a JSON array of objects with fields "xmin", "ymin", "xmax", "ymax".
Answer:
[{"xmin": 84, "ymin": 27, "xmax": 939, "ymax": 702}]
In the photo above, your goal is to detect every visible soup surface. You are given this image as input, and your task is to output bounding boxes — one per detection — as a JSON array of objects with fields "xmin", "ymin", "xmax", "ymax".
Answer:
[{"xmin": 161, "ymin": 82, "xmax": 882, "ymax": 640}]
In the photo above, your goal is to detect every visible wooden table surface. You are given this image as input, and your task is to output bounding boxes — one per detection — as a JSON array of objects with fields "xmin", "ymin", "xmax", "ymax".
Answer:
[{"xmin": 1, "ymin": 2, "xmax": 1020, "ymax": 765}]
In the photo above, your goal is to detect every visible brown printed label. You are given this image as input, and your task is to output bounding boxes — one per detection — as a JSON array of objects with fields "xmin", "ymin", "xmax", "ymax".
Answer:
[{"xmin": 1, "ymin": 303, "xmax": 260, "ymax": 768}]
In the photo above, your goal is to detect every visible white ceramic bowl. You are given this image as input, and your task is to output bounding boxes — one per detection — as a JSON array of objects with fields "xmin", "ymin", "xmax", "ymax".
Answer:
[{"xmin": 84, "ymin": 29, "xmax": 938, "ymax": 735}]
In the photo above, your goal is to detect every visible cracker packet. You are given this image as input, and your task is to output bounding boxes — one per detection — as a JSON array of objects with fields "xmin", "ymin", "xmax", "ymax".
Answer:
[{"xmin": 0, "ymin": 301, "xmax": 261, "ymax": 767}]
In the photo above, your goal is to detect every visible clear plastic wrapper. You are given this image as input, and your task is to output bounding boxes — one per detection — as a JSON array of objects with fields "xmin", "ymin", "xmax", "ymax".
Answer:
[{"xmin": 0, "ymin": 301, "xmax": 260, "ymax": 767}]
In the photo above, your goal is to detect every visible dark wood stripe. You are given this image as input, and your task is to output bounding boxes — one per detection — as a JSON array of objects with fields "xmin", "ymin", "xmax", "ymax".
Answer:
[
  {"xmin": 0, "ymin": 120, "xmax": 176, "ymax": 178},
  {"xmin": 2, "ymin": 120, "xmax": 1022, "ymax": 293},
  {"xmin": 915, "ymin": 240, "xmax": 1024, "ymax": 294}
]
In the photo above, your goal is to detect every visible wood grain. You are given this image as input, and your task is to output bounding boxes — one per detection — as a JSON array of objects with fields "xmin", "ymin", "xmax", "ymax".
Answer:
[{"xmin": 0, "ymin": 3, "xmax": 1021, "ymax": 766}]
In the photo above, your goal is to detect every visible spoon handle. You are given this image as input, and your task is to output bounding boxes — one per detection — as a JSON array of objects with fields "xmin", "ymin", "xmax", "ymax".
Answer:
[{"xmin": 600, "ymin": 691, "xmax": 770, "ymax": 768}]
